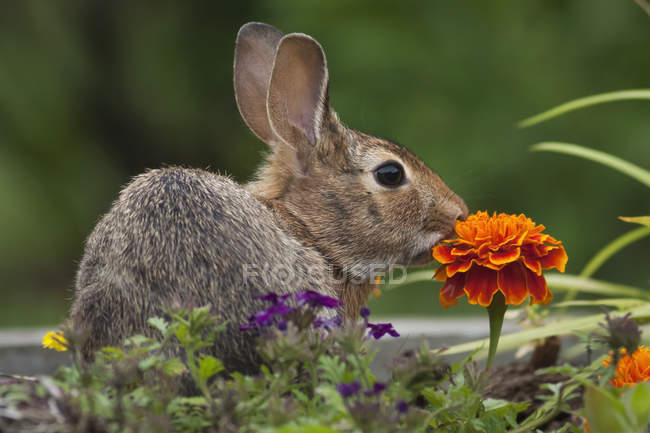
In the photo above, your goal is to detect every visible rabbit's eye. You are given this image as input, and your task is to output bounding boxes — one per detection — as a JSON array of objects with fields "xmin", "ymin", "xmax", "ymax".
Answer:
[{"xmin": 374, "ymin": 161, "xmax": 404, "ymax": 187}]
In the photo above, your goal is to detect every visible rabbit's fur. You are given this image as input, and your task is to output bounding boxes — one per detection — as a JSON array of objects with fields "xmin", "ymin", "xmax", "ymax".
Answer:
[{"xmin": 70, "ymin": 22, "xmax": 468, "ymax": 373}]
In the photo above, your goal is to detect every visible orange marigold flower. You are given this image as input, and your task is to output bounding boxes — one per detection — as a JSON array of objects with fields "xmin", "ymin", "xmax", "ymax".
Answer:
[
  {"xmin": 433, "ymin": 211, "xmax": 567, "ymax": 308},
  {"xmin": 603, "ymin": 345, "xmax": 650, "ymax": 387}
]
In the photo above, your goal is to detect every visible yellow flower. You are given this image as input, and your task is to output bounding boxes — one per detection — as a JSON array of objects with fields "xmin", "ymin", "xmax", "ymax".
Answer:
[
  {"xmin": 42, "ymin": 330, "xmax": 68, "ymax": 351},
  {"xmin": 603, "ymin": 345, "xmax": 650, "ymax": 387}
]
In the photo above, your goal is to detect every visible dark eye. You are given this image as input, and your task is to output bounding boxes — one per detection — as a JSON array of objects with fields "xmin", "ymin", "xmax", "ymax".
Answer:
[{"xmin": 374, "ymin": 161, "xmax": 405, "ymax": 187}]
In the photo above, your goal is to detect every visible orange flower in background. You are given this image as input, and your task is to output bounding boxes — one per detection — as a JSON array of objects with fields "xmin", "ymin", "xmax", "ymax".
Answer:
[
  {"xmin": 433, "ymin": 211, "xmax": 567, "ymax": 308},
  {"xmin": 603, "ymin": 345, "xmax": 650, "ymax": 387}
]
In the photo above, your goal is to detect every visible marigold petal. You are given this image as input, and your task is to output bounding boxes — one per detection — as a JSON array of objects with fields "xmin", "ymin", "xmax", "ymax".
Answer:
[
  {"xmin": 452, "ymin": 238, "xmax": 477, "ymax": 247},
  {"xmin": 511, "ymin": 230, "xmax": 529, "ymax": 247},
  {"xmin": 447, "ymin": 259, "xmax": 473, "ymax": 277},
  {"xmin": 535, "ymin": 244, "xmax": 552, "ymax": 256},
  {"xmin": 539, "ymin": 246, "xmax": 568, "ymax": 273},
  {"xmin": 540, "ymin": 287, "xmax": 553, "ymax": 304},
  {"xmin": 488, "ymin": 247, "xmax": 521, "ymax": 266},
  {"xmin": 521, "ymin": 255, "xmax": 542, "ymax": 275},
  {"xmin": 432, "ymin": 245, "xmax": 455, "ymax": 264},
  {"xmin": 476, "ymin": 242, "xmax": 491, "ymax": 258},
  {"xmin": 464, "ymin": 266, "xmax": 499, "ymax": 307},
  {"xmin": 497, "ymin": 263, "xmax": 528, "ymax": 306},
  {"xmin": 528, "ymin": 233, "xmax": 548, "ymax": 244},
  {"xmin": 451, "ymin": 246, "xmax": 474, "ymax": 256},
  {"xmin": 524, "ymin": 267, "xmax": 553, "ymax": 305},
  {"xmin": 545, "ymin": 234, "xmax": 562, "ymax": 245},
  {"xmin": 478, "ymin": 259, "xmax": 505, "ymax": 271},
  {"xmin": 434, "ymin": 266, "xmax": 447, "ymax": 282},
  {"xmin": 455, "ymin": 224, "xmax": 476, "ymax": 241},
  {"xmin": 439, "ymin": 273, "xmax": 466, "ymax": 308},
  {"xmin": 605, "ymin": 346, "xmax": 650, "ymax": 387},
  {"xmin": 435, "ymin": 211, "xmax": 565, "ymax": 308}
]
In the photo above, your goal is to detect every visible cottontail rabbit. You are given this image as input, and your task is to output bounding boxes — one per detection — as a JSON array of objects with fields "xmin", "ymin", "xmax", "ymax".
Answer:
[{"xmin": 70, "ymin": 22, "xmax": 468, "ymax": 373}]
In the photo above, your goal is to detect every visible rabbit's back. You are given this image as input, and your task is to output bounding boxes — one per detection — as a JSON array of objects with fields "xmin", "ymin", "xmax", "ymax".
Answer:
[{"xmin": 71, "ymin": 167, "xmax": 331, "ymax": 371}]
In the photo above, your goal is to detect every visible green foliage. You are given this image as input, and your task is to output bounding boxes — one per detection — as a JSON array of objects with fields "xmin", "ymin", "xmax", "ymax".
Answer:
[
  {"xmin": 1, "ymin": 306, "xmax": 590, "ymax": 432},
  {"xmin": 518, "ymin": 89, "xmax": 650, "ymax": 128},
  {"xmin": 530, "ymin": 142, "xmax": 650, "ymax": 188},
  {"xmin": 583, "ymin": 383, "xmax": 650, "ymax": 433}
]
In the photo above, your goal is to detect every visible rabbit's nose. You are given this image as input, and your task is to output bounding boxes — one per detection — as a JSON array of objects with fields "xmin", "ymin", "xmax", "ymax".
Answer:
[{"xmin": 455, "ymin": 199, "xmax": 469, "ymax": 221}]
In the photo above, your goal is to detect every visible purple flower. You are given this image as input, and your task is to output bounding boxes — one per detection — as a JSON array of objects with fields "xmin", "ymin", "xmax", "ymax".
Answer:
[
  {"xmin": 253, "ymin": 292, "xmax": 291, "ymax": 303},
  {"xmin": 239, "ymin": 322, "xmax": 255, "ymax": 331},
  {"xmin": 296, "ymin": 290, "xmax": 342, "ymax": 309},
  {"xmin": 396, "ymin": 399, "xmax": 408, "ymax": 414},
  {"xmin": 240, "ymin": 291, "xmax": 294, "ymax": 331},
  {"xmin": 337, "ymin": 381, "xmax": 361, "ymax": 398},
  {"xmin": 251, "ymin": 301, "xmax": 291, "ymax": 326},
  {"xmin": 367, "ymin": 322, "xmax": 400, "ymax": 340},
  {"xmin": 252, "ymin": 310, "xmax": 274, "ymax": 326},
  {"xmin": 277, "ymin": 319, "xmax": 287, "ymax": 331},
  {"xmin": 364, "ymin": 381, "xmax": 386, "ymax": 396},
  {"xmin": 313, "ymin": 315, "xmax": 342, "ymax": 331},
  {"xmin": 360, "ymin": 306, "xmax": 371, "ymax": 319}
]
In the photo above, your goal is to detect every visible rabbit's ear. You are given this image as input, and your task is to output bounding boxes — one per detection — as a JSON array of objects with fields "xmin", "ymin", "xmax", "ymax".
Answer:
[
  {"xmin": 234, "ymin": 22, "xmax": 284, "ymax": 145},
  {"xmin": 267, "ymin": 33, "xmax": 329, "ymax": 159}
]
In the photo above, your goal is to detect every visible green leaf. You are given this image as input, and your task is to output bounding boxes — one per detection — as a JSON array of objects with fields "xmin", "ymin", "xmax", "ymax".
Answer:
[
  {"xmin": 579, "ymin": 227, "xmax": 650, "ymax": 279},
  {"xmin": 547, "ymin": 274, "xmax": 650, "ymax": 300},
  {"xmin": 315, "ymin": 384, "xmax": 346, "ymax": 413},
  {"xmin": 174, "ymin": 324, "xmax": 188, "ymax": 342},
  {"xmin": 530, "ymin": 142, "xmax": 650, "ymax": 188},
  {"xmin": 148, "ymin": 317, "xmax": 169, "ymax": 334},
  {"xmin": 443, "ymin": 302, "xmax": 650, "ymax": 358},
  {"xmin": 277, "ymin": 425, "xmax": 341, "ymax": 433},
  {"xmin": 583, "ymin": 384, "xmax": 628, "ymax": 433},
  {"xmin": 125, "ymin": 334, "xmax": 153, "ymax": 346},
  {"xmin": 619, "ymin": 216, "xmax": 650, "ymax": 227},
  {"xmin": 100, "ymin": 346, "xmax": 125, "ymax": 361},
  {"xmin": 198, "ymin": 355, "xmax": 223, "ymax": 380},
  {"xmin": 139, "ymin": 356, "xmax": 162, "ymax": 371},
  {"xmin": 483, "ymin": 398, "xmax": 528, "ymax": 415},
  {"xmin": 162, "ymin": 358, "xmax": 186, "ymax": 377},
  {"xmin": 560, "ymin": 227, "xmax": 650, "ymax": 304},
  {"xmin": 167, "ymin": 396, "xmax": 208, "ymax": 413},
  {"xmin": 518, "ymin": 89, "xmax": 650, "ymax": 128},
  {"xmin": 384, "ymin": 269, "xmax": 439, "ymax": 290},
  {"xmin": 552, "ymin": 298, "xmax": 647, "ymax": 309},
  {"xmin": 421, "ymin": 388, "xmax": 448, "ymax": 407},
  {"xmin": 624, "ymin": 382, "xmax": 650, "ymax": 428},
  {"xmin": 291, "ymin": 389, "xmax": 312, "ymax": 406}
]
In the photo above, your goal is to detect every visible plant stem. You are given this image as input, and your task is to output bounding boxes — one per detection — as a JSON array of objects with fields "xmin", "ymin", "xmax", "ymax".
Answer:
[{"xmin": 486, "ymin": 292, "xmax": 508, "ymax": 370}]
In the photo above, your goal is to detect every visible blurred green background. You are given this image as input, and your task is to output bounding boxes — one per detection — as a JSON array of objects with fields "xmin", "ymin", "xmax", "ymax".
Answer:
[{"xmin": 1, "ymin": 1, "xmax": 648, "ymax": 327}]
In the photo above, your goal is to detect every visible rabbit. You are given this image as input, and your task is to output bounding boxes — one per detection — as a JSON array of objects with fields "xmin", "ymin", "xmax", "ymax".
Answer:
[{"xmin": 69, "ymin": 22, "xmax": 468, "ymax": 374}]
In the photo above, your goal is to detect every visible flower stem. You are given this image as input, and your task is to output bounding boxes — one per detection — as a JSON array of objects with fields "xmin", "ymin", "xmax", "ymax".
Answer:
[{"xmin": 486, "ymin": 291, "xmax": 508, "ymax": 370}]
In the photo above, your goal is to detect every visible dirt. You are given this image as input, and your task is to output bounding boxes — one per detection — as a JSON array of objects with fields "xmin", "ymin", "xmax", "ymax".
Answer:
[{"xmin": 485, "ymin": 336, "xmax": 585, "ymax": 432}]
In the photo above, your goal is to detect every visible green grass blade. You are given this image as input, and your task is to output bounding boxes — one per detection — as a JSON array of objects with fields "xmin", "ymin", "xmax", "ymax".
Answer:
[
  {"xmin": 548, "ymin": 274, "xmax": 650, "ymax": 300},
  {"xmin": 580, "ymin": 226, "xmax": 650, "ymax": 278},
  {"xmin": 385, "ymin": 269, "xmax": 435, "ymax": 290},
  {"xmin": 619, "ymin": 216, "xmax": 650, "ymax": 227},
  {"xmin": 552, "ymin": 298, "xmax": 647, "ymax": 309},
  {"xmin": 442, "ymin": 303, "xmax": 650, "ymax": 358},
  {"xmin": 518, "ymin": 89, "xmax": 650, "ymax": 128},
  {"xmin": 531, "ymin": 142, "xmax": 650, "ymax": 187},
  {"xmin": 560, "ymin": 226, "xmax": 650, "ymax": 304}
]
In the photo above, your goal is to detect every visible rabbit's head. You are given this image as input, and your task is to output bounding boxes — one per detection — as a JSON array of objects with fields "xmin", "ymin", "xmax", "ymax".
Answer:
[{"xmin": 235, "ymin": 22, "xmax": 467, "ymax": 282}]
